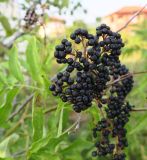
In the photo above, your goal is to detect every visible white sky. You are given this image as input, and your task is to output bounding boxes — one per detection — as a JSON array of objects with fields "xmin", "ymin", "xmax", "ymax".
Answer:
[
  {"xmin": 56, "ymin": 0, "xmax": 147, "ymax": 25},
  {"xmin": 1, "ymin": 0, "xmax": 146, "ymax": 26}
]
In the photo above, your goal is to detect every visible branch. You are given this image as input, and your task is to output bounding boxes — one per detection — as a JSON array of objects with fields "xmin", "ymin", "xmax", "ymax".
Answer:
[
  {"xmin": 5, "ymin": 105, "xmax": 57, "ymax": 137},
  {"xmin": 107, "ymin": 70, "xmax": 147, "ymax": 86},
  {"xmin": 12, "ymin": 150, "xmax": 26, "ymax": 158},
  {"xmin": 81, "ymin": 37, "xmax": 87, "ymax": 58},
  {"xmin": 95, "ymin": 99, "xmax": 105, "ymax": 118},
  {"xmin": 7, "ymin": 32, "xmax": 26, "ymax": 48},
  {"xmin": 117, "ymin": 4, "xmax": 147, "ymax": 32},
  {"xmin": 8, "ymin": 94, "xmax": 34, "ymax": 121},
  {"xmin": 5, "ymin": 104, "xmax": 30, "ymax": 137},
  {"xmin": 133, "ymin": 71, "xmax": 147, "ymax": 75},
  {"xmin": 131, "ymin": 108, "xmax": 147, "ymax": 112},
  {"xmin": 62, "ymin": 114, "xmax": 81, "ymax": 135},
  {"xmin": 44, "ymin": 106, "xmax": 57, "ymax": 114}
]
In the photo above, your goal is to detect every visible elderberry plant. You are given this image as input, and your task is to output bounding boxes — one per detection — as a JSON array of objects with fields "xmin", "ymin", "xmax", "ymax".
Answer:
[{"xmin": 49, "ymin": 24, "xmax": 134, "ymax": 160}]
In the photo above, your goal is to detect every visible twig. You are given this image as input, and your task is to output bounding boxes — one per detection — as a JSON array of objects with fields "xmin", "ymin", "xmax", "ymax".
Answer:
[
  {"xmin": 81, "ymin": 37, "xmax": 87, "ymax": 58},
  {"xmin": 8, "ymin": 94, "xmax": 34, "ymax": 121},
  {"xmin": 107, "ymin": 73, "xmax": 132, "ymax": 86},
  {"xmin": 72, "ymin": 114, "xmax": 81, "ymax": 132},
  {"xmin": 95, "ymin": 99, "xmax": 105, "ymax": 118},
  {"xmin": 107, "ymin": 70, "xmax": 147, "ymax": 86},
  {"xmin": 133, "ymin": 71, "xmax": 147, "ymax": 75},
  {"xmin": 131, "ymin": 108, "xmax": 147, "ymax": 112},
  {"xmin": 44, "ymin": 106, "xmax": 57, "ymax": 114},
  {"xmin": 7, "ymin": 32, "xmax": 25, "ymax": 48},
  {"xmin": 12, "ymin": 150, "xmax": 26, "ymax": 158},
  {"xmin": 5, "ymin": 104, "xmax": 30, "ymax": 137},
  {"xmin": 40, "ymin": 23, "xmax": 47, "ymax": 46},
  {"xmin": 62, "ymin": 114, "xmax": 81, "ymax": 135},
  {"xmin": 117, "ymin": 4, "xmax": 147, "ymax": 32},
  {"xmin": 5, "ymin": 105, "xmax": 57, "ymax": 137},
  {"xmin": 99, "ymin": 108, "xmax": 105, "ymax": 118}
]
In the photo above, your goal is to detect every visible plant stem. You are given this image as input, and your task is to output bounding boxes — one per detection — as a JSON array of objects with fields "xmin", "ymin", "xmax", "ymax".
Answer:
[
  {"xmin": 44, "ymin": 106, "xmax": 57, "ymax": 114},
  {"xmin": 107, "ymin": 70, "xmax": 147, "ymax": 86},
  {"xmin": 81, "ymin": 37, "xmax": 87, "ymax": 58},
  {"xmin": 5, "ymin": 105, "xmax": 30, "ymax": 137},
  {"xmin": 8, "ymin": 94, "xmax": 34, "ymax": 121},
  {"xmin": 131, "ymin": 108, "xmax": 147, "ymax": 112}
]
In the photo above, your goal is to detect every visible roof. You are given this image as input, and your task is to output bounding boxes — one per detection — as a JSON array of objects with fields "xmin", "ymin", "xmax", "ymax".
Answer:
[
  {"xmin": 48, "ymin": 17, "xmax": 66, "ymax": 23},
  {"xmin": 107, "ymin": 6, "xmax": 147, "ymax": 17}
]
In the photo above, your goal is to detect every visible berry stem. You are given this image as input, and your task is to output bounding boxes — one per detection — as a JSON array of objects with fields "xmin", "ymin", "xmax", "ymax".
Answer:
[
  {"xmin": 95, "ymin": 100, "xmax": 105, "ymax": 118},
  {"xmin": 99, "ymin": 108, "xmax": 105, "ymax": 118},
  {"xmin": 40, "ymin": 22, "xmax": 47, "ymax": 46},
  {"xmin": 113, "ymin": 136, "xmax": 119, "ymax": 155},
  {"xmin": 81, "ymin": 37, "xmax": 87, "ymax": 58},
  {"xmin": 70, "ymin": 53, "xmax": 76, "ymax": 56},
  {"xmin": 107, "ymin": 70, "xmax": 147, "ymax": 86}
]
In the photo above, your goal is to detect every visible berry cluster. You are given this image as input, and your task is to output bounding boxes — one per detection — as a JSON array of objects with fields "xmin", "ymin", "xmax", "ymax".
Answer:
[{"xmin": 49, "ymin": 24, "xmax": 134, "ymax": 160}]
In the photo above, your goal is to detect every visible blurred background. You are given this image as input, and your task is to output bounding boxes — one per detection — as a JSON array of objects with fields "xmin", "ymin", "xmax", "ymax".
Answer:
[{"xmin": 0, "ymin": 0, "xmax": 147, "ymax": 160}]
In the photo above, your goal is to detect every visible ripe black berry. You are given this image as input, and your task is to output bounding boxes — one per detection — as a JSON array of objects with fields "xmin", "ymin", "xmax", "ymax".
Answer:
[
  {"xmin": 49, "ymin": 24, "xmax": 134, "ymax": 160},
  {"xmin": 75, "ymin": 37, "xmax": 81, "ymax": 44},
  {"xmin": 49, "ymin": 84, "xmax": 55, "ymax": 91},
  {"xmin": 92, "ymin": 151, "xmax": 97, "ymax": 157}
]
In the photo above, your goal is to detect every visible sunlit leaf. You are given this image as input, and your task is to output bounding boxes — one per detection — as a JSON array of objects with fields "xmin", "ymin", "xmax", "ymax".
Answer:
[
  {"xmin": 60, "ymin": 138, "xmax": 93, "ymax": 154},
  {"xmin": 0, "ymin": 15, "xmax": 14, "ymax": 36},
  {"xmin": 61, "ymin": 0, "xmax": 69, "ymax": 8},
  {"xmin": 0, "ymin": 87, "xmax": 19, "ymax": 125},
  {"xmin": 0, "ymin": 71, "xmax": 8, "ymax": 85},
  {"xmin": 0, "ymin": 0, "xmax": 8, "ymax": 2},
  {"xmin": 0, "ymin": 134, "xmax": 19, "ymax": 158},
  {"xmin": 9, "ymin": 44, "xmax": 24, "ymax": 82},
  {"xmin": 129, "ymin": 114, "xmax": 147, "ymax": 135},
  {"xmin": 32, "ymin": 94, "xmax": 44, "ymax": 142},
  {"xmin": 27, "ymin": 134, "xmax": 67, "ymax": 159},
  {"xmin": 57, "ymin": 108, "xmax": 64, "ymax": 137},
  {"xmin": 26, "ymin": 36, "xmax": 43, "ymax": 84}
]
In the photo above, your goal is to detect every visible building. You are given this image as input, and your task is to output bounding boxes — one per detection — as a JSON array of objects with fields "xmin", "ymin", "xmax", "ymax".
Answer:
[
  {"xmin": 39, "ymin": 16, "xmax": 66, "ymax": 38},
  {"xmin": 102, "ymin": 6, "xmax": 147, "ymax": 31}
]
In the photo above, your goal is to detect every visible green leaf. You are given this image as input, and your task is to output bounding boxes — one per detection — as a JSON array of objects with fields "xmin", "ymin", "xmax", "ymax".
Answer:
[
  {"xmin": 0, "ymin": 15, "xmax": 14, "ymax": 36},
  {"xmin": 0, "ymin": 133, "xmax": 19, "ymax": 158},
  {"xmin": 28, "ymin": 154, "xmax": 60, "ymax": 160},
  {"xmin": 53, "ymin": 0, "xmax": 59, "ymax": 6},
  {"xmin": 57, "ymin": 108, "xmax": 64, "ymax": 137},
  {"xmin": 0, "ymin": 71, "xmax": 8, "ymax": 85},
  {"xmin": 28, "ymin": 134, "xmax": 67, "ymax": 159},
  {"xmin": 0, "ymin": 0, "xmax": 8, "ymax": 2},
  {"xmin": 9, "ymin": 44, "xmax": 24, "ymax": 82},
  {"xmin": 32, "ymin": 95, "xmax": 44, "ymax": 142},
  {"xmin": 129, "ymin": 114, "xmax": 147, "ymax": 135},
  {"xmin": 0, "ymin": 87, "xmax": 19, "ymax": 125},
  {"xmin": 87, "ymin": 103, "xmax": 100, "ymax": 122},
  {"xmin": 28, "ymin": 135, "xmax": 51, "ymax": 158},
  {"xmin": 0, "ymin": 158, "xmax": 14, "ymax": 160},
  {"xmin": 60, "ymin": 138, "xmax": 93, "ymax": 154},
  {"xmin": 26, "ymin": 36, "xmax": 42, "ymax": 84},
  {"xmin": 61, "ymin": 0, "xmax": 69, "ymax": 8},
  {"xmin": 42, "ymin": 75, "xmax": 50, "ymax": 92}
]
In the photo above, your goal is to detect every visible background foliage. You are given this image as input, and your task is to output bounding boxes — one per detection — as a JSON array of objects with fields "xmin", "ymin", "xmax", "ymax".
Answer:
[{"xmin": 0, "ymin": 0, "xmax": 147, "ymax": 160}]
